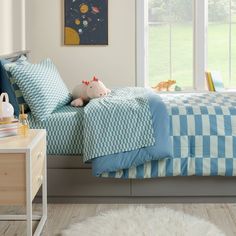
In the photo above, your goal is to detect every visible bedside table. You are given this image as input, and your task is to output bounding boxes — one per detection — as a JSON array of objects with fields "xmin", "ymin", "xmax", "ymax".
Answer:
[{"xmin": 0, "ymin": 129, "xmax": 47, "ymax": 236}]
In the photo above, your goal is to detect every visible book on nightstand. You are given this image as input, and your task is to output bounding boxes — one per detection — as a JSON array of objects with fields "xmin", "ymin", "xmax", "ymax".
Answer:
[{"xmin": 0, "ymin": 119, "xmax": 19, "ymax": 138}]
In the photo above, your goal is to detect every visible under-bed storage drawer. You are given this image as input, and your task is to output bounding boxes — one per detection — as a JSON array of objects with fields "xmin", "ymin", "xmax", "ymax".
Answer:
[
  {"xmin": 47, "ymin": 169, "xmax": 130, "ymax": 197},
  {"xmin": 131, "ymin": 177, "xmax": 236, "ymax": 197}
]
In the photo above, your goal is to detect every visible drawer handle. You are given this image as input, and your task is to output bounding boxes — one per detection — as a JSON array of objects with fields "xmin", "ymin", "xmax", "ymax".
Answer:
[
  {"xmin": 37, "ymin": 151, "xmax": 43, "ymax": 160},
  {"xmin": 38, "ymin": 175, "xmax": 43, "ymax": 183}
]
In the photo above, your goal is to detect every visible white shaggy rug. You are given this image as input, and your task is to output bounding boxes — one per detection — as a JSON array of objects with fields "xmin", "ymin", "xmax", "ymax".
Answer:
[{"xmin": 62, "ymin": 206, "xmax": 225, "ymax": 236}]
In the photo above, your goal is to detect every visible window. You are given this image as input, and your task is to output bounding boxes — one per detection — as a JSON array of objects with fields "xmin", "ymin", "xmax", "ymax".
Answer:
[{"xmin": 139, "ymin": 0, "xmax": 236, "ymax": 90}]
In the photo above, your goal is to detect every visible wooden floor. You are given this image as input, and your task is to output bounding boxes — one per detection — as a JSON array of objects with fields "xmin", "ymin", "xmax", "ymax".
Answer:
[{"xmin": 0, "ymin": 204, "xmax": 236, "ymax": 236}]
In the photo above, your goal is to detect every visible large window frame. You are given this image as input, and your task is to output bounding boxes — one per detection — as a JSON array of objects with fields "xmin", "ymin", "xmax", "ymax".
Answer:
[{"xmin": 137, "ymin": 0, "xmax": 233, "ymax": 90}]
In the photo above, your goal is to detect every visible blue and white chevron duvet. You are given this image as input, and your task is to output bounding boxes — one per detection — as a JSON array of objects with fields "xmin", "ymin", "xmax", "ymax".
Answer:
[{"xmin": 97, "ymin": 93, "xmax": 236, "ymax": 178}]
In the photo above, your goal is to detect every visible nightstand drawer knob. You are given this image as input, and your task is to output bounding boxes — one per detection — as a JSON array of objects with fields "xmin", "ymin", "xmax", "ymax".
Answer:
[
  {"xmin": 38, "ymin": 175, "xmax": 43, "ymax": 183},
  {"xmin": 37, "ymin": 151, "xmax": 43, "ymax": 160}
]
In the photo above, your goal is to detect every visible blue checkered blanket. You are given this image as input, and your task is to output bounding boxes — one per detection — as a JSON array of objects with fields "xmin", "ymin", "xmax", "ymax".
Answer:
[
  {"xmin": 97, "ymin": 93, "xmax": 236, "ymax": 178},
  {"xmin": 83, "ymin": 88, "xmax": 159, "ymax": 162}
]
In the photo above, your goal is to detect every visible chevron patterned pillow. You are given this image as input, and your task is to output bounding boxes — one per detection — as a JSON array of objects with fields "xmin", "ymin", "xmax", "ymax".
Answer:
[{"xmin": 9, "ymin": 59, "xmax": 72, "ymax": 121}]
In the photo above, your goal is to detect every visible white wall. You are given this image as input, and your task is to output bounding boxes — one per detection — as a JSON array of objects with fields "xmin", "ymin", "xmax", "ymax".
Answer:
[
  {"xmin": 26, "ymin": 0, "xmax": 136, "ymax": 90},
  {"xmin": 0, "ymin": 0, "xmax": 26, "ymax": 55}
]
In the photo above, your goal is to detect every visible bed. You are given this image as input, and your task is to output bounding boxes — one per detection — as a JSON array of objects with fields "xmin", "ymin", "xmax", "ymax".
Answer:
[
  {"xmin": 43, "ymin": 91, "xmax": 236, "ymax": 202},
  {"xmin": 1, "ymin": 51, "xmax": 236, "ymax": 202},
  {"xmin": 28, "ymin": 91, "xmax": 236, "ymax": 179}
]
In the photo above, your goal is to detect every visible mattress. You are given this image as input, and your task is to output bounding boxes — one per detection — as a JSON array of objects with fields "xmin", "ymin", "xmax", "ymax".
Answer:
[{"xmin": 28, "ymin": 105, "xmax": 83, "ymax": 155}]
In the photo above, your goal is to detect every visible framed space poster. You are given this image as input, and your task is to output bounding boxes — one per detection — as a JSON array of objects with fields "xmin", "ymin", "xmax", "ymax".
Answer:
[{"xmin": 64, "ymin": 0, "xmax": 108, "ymax": 45}]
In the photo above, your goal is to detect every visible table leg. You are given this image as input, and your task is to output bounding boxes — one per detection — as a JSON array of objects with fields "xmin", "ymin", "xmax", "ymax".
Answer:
[
  {"xmin": 26, "ymin": 151, "xmax": 32, "ymax": 236},
  {"xmin": 26, "ymin": 198, "xmax": 33, "ymax": 236},
  {"xmin": 42, "ymin": 150, "xmax": 47, "ymax": 219},
  {"xmin": 33, "ymin": 147, "xmax": 47, "ymax": 236}
]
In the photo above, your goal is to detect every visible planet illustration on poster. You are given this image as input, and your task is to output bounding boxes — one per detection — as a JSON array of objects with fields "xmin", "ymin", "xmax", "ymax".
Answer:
[{"xmin": 64, "ymin": 0, "xmax": 108, "ymax": 45}]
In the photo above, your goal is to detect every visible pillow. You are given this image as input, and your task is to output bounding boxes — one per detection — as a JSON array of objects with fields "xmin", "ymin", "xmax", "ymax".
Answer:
[
  {"xmin": 0, "ymin": 61, "xmax": 20, "ymax": 116},
  {"xmin": 9, "ymin": 59, "xmax": 72, "ymax": 121},
  {"xmin": 2, "ymin": 56, "xmax": 30, "ymax": 115}
]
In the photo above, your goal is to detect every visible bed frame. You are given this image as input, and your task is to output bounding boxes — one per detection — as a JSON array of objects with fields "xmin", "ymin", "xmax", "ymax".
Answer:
[
  {"xmin": 0, "ymin": 50, "xmax": 31, "ymax": 61},
  {"xmin": 1, "ymin": 51, "xmax": 236, "ymax": 203}
]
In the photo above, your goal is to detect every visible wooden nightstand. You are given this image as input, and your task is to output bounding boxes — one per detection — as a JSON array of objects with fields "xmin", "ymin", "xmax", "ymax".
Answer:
[{"xmin": 0, "ymin": 129, "xmax": 47, "ymax": 236}]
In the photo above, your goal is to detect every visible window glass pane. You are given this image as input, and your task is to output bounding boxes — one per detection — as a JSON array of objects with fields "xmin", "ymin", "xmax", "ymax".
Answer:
[
  {"xmin": 209, "ymin": 0, "xmax": 229, "ymax": 22},
  {"xmin": 232, "ymin": 0, "xmax": 236, "ymax": 86},
  {"xmin": 208, "ymin": 24, "xmax": 229, "ymax": 87},
  {"xmin": 232, "ymin": 24, "xmax": 236, "ymax": 86},
  {"xmin": 208, "ymin": 0, "xmax": 230, "ymax": 87},
  {"xmin": 148, "ymin": 0, "xmax": 193, "ymax": 88},
  {"xmin": 172, "ymin": 23, "xmax": 193, "ymax": 88},
  {"xmin": 148, "ymin": 0, "xmax": 170, "ymax": 86},
  {"xmin": 149, "ymin": 25, "xmax": 170, "ymax": 86},
  {"xmin": 233, "ymin": 0, "xmax": 236, "ymax": 22}
]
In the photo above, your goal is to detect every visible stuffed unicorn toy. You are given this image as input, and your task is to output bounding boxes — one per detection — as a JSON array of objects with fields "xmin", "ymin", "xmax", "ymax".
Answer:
[{"xmin": 71, "ymin": 76, "xmax": 111, "ymax": 107}]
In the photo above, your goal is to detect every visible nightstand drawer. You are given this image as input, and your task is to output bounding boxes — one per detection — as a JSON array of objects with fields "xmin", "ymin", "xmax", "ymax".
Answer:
[
  {"xmin": 31, "ymin": 135, "xmax": 46, "ymax": 199},
  {"xmin": 32, "ymin": 136, "xmax": 46, "ymax": 166}
]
